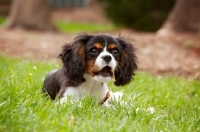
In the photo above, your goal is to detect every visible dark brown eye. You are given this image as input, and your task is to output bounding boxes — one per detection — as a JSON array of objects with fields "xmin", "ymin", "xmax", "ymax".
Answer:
[
  {"xmin": 90, "ymin": 48, "xmax": 99, "ymax": 55},
  {"xmin": 112, "ymin": 49, "xmax": 119, "ymax": 55}
]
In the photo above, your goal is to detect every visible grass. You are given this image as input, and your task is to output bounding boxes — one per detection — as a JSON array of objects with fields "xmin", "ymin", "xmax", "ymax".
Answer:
[
  {"xmin": 0, "ymin": 55, "xmax": 200, "ymax": 132},
  {"xmin": 0, "ymin": 16, "xmax": 116, "ymax": 32},
  {"xmin": 55, "ymin": 21, "xmax": 116, "ymax": 33},
  {"xmin": 0, "ymin": 16, "xmax": 6, "ymax": 25}
]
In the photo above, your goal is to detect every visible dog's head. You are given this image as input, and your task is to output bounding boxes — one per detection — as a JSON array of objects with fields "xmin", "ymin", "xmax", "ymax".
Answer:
[{"xmin": 59, "ymin": 33, "xmax": 137, "ymax": 87}]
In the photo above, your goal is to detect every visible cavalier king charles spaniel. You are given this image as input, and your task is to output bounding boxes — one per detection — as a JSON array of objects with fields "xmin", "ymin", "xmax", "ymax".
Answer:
[{"xmin": 42, "ymin": 33, "xmax": 137, "ymax": 106}]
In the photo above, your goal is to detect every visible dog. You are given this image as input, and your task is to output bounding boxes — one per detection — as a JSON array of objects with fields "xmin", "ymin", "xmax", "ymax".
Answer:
[{"xmin": 42, "ymin": 33, "xmax": 137, "ymax": 106}]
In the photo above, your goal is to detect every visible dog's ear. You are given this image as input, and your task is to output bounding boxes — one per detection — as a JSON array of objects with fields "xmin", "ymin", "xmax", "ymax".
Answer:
[
  {"xmin": 114, "ymin": 37, "xmax": 138, "ymax": 86},
  {"xmin": 60, "ymin": 33, "xmax": 93, "ymax": 86}
]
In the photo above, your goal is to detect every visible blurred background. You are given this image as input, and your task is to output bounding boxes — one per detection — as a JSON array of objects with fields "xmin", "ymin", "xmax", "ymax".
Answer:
[{"xmin": 0, "ymin": 0, "xmax": 199, "ymax": 78}]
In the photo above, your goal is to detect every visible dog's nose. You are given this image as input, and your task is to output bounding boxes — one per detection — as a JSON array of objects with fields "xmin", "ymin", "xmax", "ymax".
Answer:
[{"xmin": 102, "ymin": 55, "xmax": 112, "ymax": 63}]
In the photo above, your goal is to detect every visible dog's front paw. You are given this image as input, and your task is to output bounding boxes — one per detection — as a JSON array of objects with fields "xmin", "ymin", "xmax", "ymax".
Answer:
[{"xmin": 102, "ymin": 91, "xmax": 123, "ymax": 107}]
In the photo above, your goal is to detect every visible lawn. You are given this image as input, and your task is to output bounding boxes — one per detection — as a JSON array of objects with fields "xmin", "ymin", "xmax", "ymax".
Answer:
[
  {"xmin": 55, "ymin": 21, "xmax": 116, "ymax": 33},
  {"xmin": 0, "ymin": 55, "xmax": 200, "ymax": 132},
  {"xmin": 0, "ymin": 16, "xmax": 116, "ymax": 33},
  {"xmin": 0, "ymin": 16, "xmax": 6, "ymax": 25}
]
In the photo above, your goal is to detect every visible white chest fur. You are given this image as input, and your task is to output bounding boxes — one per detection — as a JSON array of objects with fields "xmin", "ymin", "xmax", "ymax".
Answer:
[
  {"xmin": 59, "ymin": 74, "xmax": 123, "ymax": 106},
  {"xmin": 60, "ymin": 74, "xmax": 109, "ymax": 103}
]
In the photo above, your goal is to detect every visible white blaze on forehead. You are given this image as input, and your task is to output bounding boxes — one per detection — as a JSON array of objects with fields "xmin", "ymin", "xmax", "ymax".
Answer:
[{"xmin": 94, "ymin": 47, "xmax": 117, "ymax": 71}]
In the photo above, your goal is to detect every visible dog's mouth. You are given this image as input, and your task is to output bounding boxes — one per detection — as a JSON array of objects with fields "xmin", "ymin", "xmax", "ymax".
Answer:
[{"xmin": 93, "ymin": 66, "xmax": 113, "ymax": 77}]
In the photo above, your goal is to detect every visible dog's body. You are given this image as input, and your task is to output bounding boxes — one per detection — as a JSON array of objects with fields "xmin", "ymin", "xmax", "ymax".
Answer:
[{"xmin": 42, "ymin": 33, "xmax": 137, "ymax": 105}]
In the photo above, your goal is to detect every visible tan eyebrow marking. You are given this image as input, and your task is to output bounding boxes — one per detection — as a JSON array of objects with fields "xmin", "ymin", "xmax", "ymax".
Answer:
[
  {"xmin": 108, "ymin": 43, "xmax": 116, "ymax": 49},
  {"xmin": 94, "ymin": 43, "xmax": 103, "ymax": 49}
]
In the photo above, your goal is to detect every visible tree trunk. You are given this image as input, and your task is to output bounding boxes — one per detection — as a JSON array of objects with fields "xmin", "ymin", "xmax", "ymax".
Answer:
[
  {"xmin": 157, "ymin": 0, "xmax": 200, "ymax": 35},
  {"xmin": 4, "ymin": 0, "xmax": 56, "ymax": 31}
]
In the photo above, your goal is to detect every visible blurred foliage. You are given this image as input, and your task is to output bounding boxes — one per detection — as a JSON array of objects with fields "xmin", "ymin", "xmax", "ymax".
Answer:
[{"xmin": 98, "ymin": 0, "xmax": 175, "ymax": 31}]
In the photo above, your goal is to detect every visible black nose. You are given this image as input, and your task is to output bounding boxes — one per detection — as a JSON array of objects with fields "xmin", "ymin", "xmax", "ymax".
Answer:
[{"xmin": 102, "ymin": 55, "xmax": 112, "ymax": 63}]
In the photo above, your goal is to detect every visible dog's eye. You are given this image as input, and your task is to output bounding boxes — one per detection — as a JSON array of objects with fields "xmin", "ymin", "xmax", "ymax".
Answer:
[
  {"xmin": 112, "ymin": 49, "xmax": 119, "ymax": 55},
  {"xmin": 90, "ymin": 48, "xmax": 99, "ymax": 54}
]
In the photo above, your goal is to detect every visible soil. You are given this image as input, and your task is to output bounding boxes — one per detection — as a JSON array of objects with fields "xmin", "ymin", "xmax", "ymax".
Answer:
[{"xmin": 0, "ymin": 5, "xmax": 200, "ymax": 79}]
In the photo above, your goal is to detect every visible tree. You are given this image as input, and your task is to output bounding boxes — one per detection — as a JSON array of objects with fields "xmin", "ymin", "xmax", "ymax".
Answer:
[
  {"xmin": 157, "ymin": 0, "xmax": 200, "ymax": 35},
  {"xmin": 4, "ymin": 0, "xmax": 56, "ymax": 31}
]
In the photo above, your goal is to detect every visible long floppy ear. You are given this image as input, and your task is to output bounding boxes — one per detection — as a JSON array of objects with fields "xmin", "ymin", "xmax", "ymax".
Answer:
[
  {"xmin": 114, "ymin": 37, "xmax": 138, "ymax": 86},
  {"xmin": 60, "ymin": 33, "xmax": 93, "ymax": 86}
]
